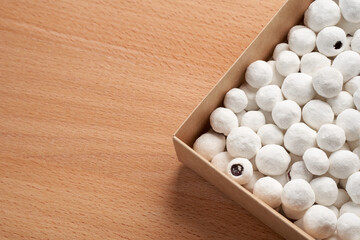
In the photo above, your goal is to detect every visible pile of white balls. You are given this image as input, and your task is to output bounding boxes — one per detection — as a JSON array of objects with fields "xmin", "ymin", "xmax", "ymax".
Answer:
[{"xmin": 193, "ymin": 0, "xmax": 360, "ymax": 239}]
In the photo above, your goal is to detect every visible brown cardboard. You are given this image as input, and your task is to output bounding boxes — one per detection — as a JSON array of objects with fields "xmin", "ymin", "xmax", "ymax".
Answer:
[{"xmin": 173, "ymin": 0, "xmax": 316, "ymax": 239}]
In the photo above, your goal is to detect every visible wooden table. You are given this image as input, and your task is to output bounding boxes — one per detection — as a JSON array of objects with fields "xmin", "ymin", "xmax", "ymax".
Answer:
[{"xmin": 0, "ymin": 0, "xmax": 286, "ymax": 239}]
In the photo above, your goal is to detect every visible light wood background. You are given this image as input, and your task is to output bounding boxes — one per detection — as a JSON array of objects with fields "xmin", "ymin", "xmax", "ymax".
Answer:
[{"xmin": 0, "ymin": 0, "xmax": 286, "ymax": 239}]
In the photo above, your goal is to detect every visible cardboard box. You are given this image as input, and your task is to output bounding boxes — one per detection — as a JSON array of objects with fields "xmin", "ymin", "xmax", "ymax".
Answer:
[{"xmin": 173, "ymin": 0, "xmax": 316, "ymax": 239}]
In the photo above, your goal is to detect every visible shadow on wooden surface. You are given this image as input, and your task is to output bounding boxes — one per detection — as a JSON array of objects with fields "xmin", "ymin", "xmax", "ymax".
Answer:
[{"xmin": 168, "ymin": 165, "xmax": 284, "ymax": 240}]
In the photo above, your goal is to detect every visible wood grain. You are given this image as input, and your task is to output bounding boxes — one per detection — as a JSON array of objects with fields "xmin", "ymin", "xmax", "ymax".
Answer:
[{"xmin": 0, "ymin": 0, "xmax": 286, "ymax": 239}]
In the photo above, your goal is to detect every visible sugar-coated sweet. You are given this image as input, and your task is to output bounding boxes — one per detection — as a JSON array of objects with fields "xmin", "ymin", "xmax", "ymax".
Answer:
[
  {"xmin": 267, "ymin": 61, "xmax": 285, "ymax": 87},
  {"xmin": 317, "ymin": 124, "xmax": 346, "ymax": 152},
  {"xmin": 259, "ymin": 109, "xmax": 274, "ymax": 124},
  {"xmin": 346, "ymin": 172, "xmax": 360, "ymax": 204},
  {"xmin": 284, "ymin": 123, "xmax": 317, "ymax": 156},
  {"xmin": 327, "ymin": 91, "xmax": 355, "ymax": 116},
  {"xmin": 240, "ymin": 83, "xmax": 259, "ymax": 111},
  {"xmin": 282, "ymin": 73, "xmax": 315, "ymax": 106},
  {"xmin": 304, "ymin": 0, "xmax": 341, "ymax": 32},
  {"xmin": 240, "ymin": 111, "xmax": 265, "ymax": 132},
  {"xmin": 253, "ymin": 176, "xmax": 283, "ymax": 208},
  {"xmin": 193, "ymin": 131, "xmax": 226, "ymax": 161},
  {"xmin": 337, "ymin": 213, "xmax": 360, "ymax": 240},
  {"xmin": 340, "ymin": 201, "xmax": 360, "ymax": 217},
  {"xmin": 332, "ymin": 50, "xmax": 360, "ymax": 82},
  {"xmin": 257, "ymin": 124, "xmax": 284, "ymax": 146},
  {"xmin": 272, "ymin": 173, "xmax": 288, "ymax": 187},
  {"xmin": 245, "ymin": 60, "xmax": 273, "ymax": 88},
  {"xmin": 256, "ymin": 85, "xmax": 283, "ymax": 111},
  {"xmin": 312, "ymin": 67, "xmax": 343, "ymax": 98},
  {"xmin": 272, "ymin": 43, "xmax": 289, "ymax": 61},
  {"xmin": 282, "ymin": 179, "xmax": 315, "ymax": 211},
  {"xmin": 224, "ymin": 88, "xmax": 248, "ymax": 113},
  {"xmin": 302, "ymin": 100, "xmax": 334, "ymax": 130},
  {"xmin": 303, "ymin": 148, "xmax": 330, "ymax": 175},
  {"xmin": 300, "ymin": 52, "xmax": 331, "ymax": 76},
  {"xmin": 344, "ymin": 76, "xmax": 360, "ymax": 95},
  {"xmin": 288, "ymin": 161, "xmax": 313, "ymax": 182},
  {"xmin": 351, "ymin": 29, "xmax": 360, "ymax": 53},
  {"xmin": 310, "ymin": 177, "xmax": 338, "ymax": 206},
  {"xmin": 235, "ymin": 111, "xmax": 245, "ymax": 126},
  {"xmin": 255, "ymin": 144, "xmax": 290, "ymax": 176},
  {"xmin": 316, "ymin": 26, "xmax": 347, "ymax": 57},
  {"xmin": 354, "ymin": 88, "xmax": 360, "ymax": 110},
  {"xmin": 287, "ymin": 25, "xmax": 306, "ymax": 41},
  {"xmin": 283, "ymin": 204, "xmax": 307, "ymax": 220},
  {"xmin": 303, "ymin": 205, "xmax": 337, "ymax": 239},
  {"xmin": 210, "ymin": 107, "xmax": 238, "ymax": 136},
  {"xmin": 226, "ymin": 158, "xmax": 253, "ymax": 185},
  {"xmin": 243, "ymin": 171, "xmax": 264, "ymax": 192},
  {"xmin": 336, "ymin": 109, "xmax": 360, "ymax": 141},
  {"xmin": 211, "ymin": 152, "xmax": 233, "ymax": 173},
  {"xmin": 272, "ymin": 100, "xmax": 301, "ymax": 130},
  {"xmin": 334, "ymin": 189, "xmax": 350, "ymax": 209},
  {"xmin": 276, "ymin": 50, "xmax": 300, "ymax": 77},
  {"xmin": 329, "ymin": 150, "xmax": 360, "ymax": 179},
  {"xmin": 226, "ymin": 127, "xmax": 261, "ymax": 159},
  {"xmin": 288, "ymin": 27, "xmax": 316, "ymax": 56},
  {"xmin": 339, "ymin": 0, "xmax": 360, "ymax": 23}
]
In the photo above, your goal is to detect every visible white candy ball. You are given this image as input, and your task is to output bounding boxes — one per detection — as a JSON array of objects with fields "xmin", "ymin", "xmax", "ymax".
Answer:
[
  {"xmin": 272, "ymin": 100, "xmax": 301, "ymax": 130},
  {"xmin": 226, "ymin": 158, "xmax": 253, "ymax": 185},
  {"xmin": 284, "ymin": 123, "xmax": 317, "ymax": 156},
  {"xmin": 352, "ymin": 29, "xmax": 360, "ymax": 53},
  {"xmin": 327, "ymin": 91, "xmax": 355, "ymax": 116},
  {"xmin": 282, "ymin": 179, "xmax": 315, "ymax": 211},
  {"xmin": 303, "ymin": 205, "xmax": 337, "ymax": 239},
  {"xmin": 224, "ymin": 88, "xmax": 248, "ymax": 113},
  {"xmin": 310, "ymin": 177, "xmax": 338, "ymax": 206},
  {"xmin": 329, "ymin": 150, "xmax": 360, "ymax": 179},
  {"xmin": 345, "ymin": 76, "xmax": 360, "ymax": 95},
  {"xmin": 340, "ymin": 201, "xmax": 360, "ymax": 217},
  {"xmin": 281, "ymin": 73, "xmax": 315, "ymax": 106},
  {"xmin": 288, "ymin": 27, "xmax": 316, "ymax": 56},
  {"xmin": 303, "ymin": 148, "xmax": 330, "ymax": 175},
  {"xmin": 259, "ymin": 109, "xmax": 274, "ymax": 124},
  {"xmin": 336, "ymin": 109, "xmax": 360, "ymax": 141},
  {"xmin": 257, "ymin": 124, "xmax": 284, "ymax": 145},
  {"xmin": 245, "ymin": 60, "xmax": 273, "ymax": 88},
  {"xmin": 226, "ymin": 127, "xmax": 261, "ymax": 159},
  {"xmin": 304, "ymin": 0, "xmax": 341, "ymax": 32},
  {"xmin": 317, "ymin": 124, "xmax": 346, "ymax": 152},
  {"xmin": 300, "ymin": 52, "xmax": 331, "ymax": 76},
  {"xmin": 339, "ymin": 0, "xmax": 360, "ymax": 23},
  {"xmin": 283, "ymin": 204, "xmax": 307, "ymax": 220},
  {"xmin": 276, "ymin": 50, "xmax": 300, "ymax": 77},
  {"xmin": 354, "ymin": 88, "xmax": 360, "ymax": 110},
  {"xmin": 288, "ymin": 25, "xmax": 306, "ymax": 39},
  {"xmin": 346, "ymin": 172, "xmax": 360, "ymax": 204},
  {"xmin": 267, "ymin": 60, "xmax": 285, "ymax": 87},
  {"xmin": 211, "ymin": 152, "xmax": 233, "ymax": 173},
  {"xmin": 316, "ymin": 26, "xmax": 347, "ymax": 57},
  {"xmin": 255, "ymin": 85, "xmax": 283, "ymax": 111},
  {"xmin": 240, "ymin": 83, "xmax": 259, "ymax": 111},
  {"xmin": 334, "ymin": 189, "xmax": 350, "ymax": 209},
  {"xmin": 332, "ymin": 50, "xmax": 360, "ymax": 82},
  {"xmin": 255, "ymin": 144, "xmax": 290, "ymax": 176},
  {"xmin": 337, "ymin": 213, "xmax": 360, "ymax": 240},
  {"xmin": 210, "ymin": 107, "xmax": 238, "ymax": 136},
  {"xmin": 288, "ymin": 161, "xmax": 313, "ymax": 182},
  {"xmin": 253, "ymin": 176, "xmax": 283, "ymax": 208},
  {"xmin": 235, "ymin": 110, "xmax": 246, "ymax": 126},
  {"xmin": 302, "ymin": 100, "xmax": 334, "ymax": 130},
  {"xmin": 243, "ymin": 171, "xmax": 264, "ymax": 192},
  {"xmin": 194, "ymin": 131, "xmax": 225, "ymax": 161},
  {"xmin": 240, "ymin": 111, "xmax": 265, "ymax": 132},
  {"xmin": 272, "ymin": 173, "xmax": 288, "ymax": 187},
  {"xmin": 312, "ymin": 67, "xmax": 343, "ymax": 98},
  {"xmin": 272, "ymin": 43, "xmax": 289, "ymax": 60}
]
